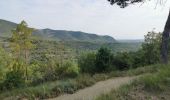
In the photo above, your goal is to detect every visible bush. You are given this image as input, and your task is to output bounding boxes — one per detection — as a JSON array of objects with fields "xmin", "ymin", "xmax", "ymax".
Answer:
[
  {"xmin": 0, "ymin": 60, "xmax": 26, "ymax": 91},
  {"xmin": 95, "ymin": 47, "xmax": 113, "ymax": 73},
  {"xmin": 78, "ymin": 52, "xmax": 96, "ymax": 74},
  {"xmin": 56, "ymin": 61, "xmax": 79, "ymax": 77},
  {"xmin": 32, "ymin": 59, "xmax": 79, "ymax": 85},
  {"xmin": 2, "ymin": 70, "xmax": 25, "ymax": 90},
  {"xmin": 113, "ymin": 52, "xmax": 132, "ymax": 70},
  {"xmin": 79, "ymin": 47, "xmax": 114, "ymax": 74},
  {"xmin": 0, "ymin": 46, "xmax": 12, "ymax": 82}
]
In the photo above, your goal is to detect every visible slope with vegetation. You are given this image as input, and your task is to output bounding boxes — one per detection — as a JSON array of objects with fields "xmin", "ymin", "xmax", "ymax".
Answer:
[
  {"xmin": 0, "ymin": 19, "xmax": 16, "ymax": 37},
  {"xmin": 96, "ymin": 64, "xmax": 170, "ymax": 100},
  {"xmin": 0, "ymin": 19, "xmax": 116, "ymax": 43},
  {"xmin": 0, "ymin": 20, "xmax": 166, "ymax": 100}
]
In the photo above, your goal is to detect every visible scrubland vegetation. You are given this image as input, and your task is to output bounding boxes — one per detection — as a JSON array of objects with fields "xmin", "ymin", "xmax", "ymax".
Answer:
[
  {"xmin": 96, "ymin": 64, "xmax": 170, "ymax": 100},
  {"xmin": 0, "ymin": 21, "xmax": 169, "ymax": 100}
]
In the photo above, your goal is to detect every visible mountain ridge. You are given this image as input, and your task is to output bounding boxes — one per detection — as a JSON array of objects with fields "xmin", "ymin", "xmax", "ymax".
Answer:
[{"xmin": 0, "ymin": 19, "xmax": 116, "ymax": 43}]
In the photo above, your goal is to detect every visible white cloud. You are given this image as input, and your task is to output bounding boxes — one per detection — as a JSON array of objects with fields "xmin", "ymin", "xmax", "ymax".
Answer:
[{"xmin": 0, "ymin": 0, "xmax": 170, "ymax": 39}]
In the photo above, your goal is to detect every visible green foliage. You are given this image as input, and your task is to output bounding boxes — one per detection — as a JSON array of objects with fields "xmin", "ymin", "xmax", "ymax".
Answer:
[
  {"xmin": 0, "ymin": 73, "xmax": 110, "ymax": 99},
  {"xmin": 0, "ymin": 63, "xmax": 162, "ymax": 99},
  {"xmin": 141, "ymin": 31, "xmax": 162, "ymax": 64},
  {"xmin": 139, "ymin": 64, "xmax": 170, "ymax": 91},
  {"xmin": 113, "ymin": 52, "xmax": 132, "ymax": 70},
  {"xmin": 10, "ymin": 20, "xmax": 34, "ymax": 81},
  {"xmin": 78, "ymin": 52, "xmax": 96, "ymax": 74},
  {"xmin": 10, "ymin": 20, "xmax": 33, "ymax": 58},
  {"xmin": 0, "ymin": 20, "xmax": 166, "ymax": 99},
  {"xmin": 31, "ymin": 60, "xmax": 79, "ymax": 85},
  {"xmin": 78, "ymin": 47, "xmax": 114, "ymax": 74},
  {"xmin": 130, "ymin": 50, "xmax": 145, "ymax": 68},
  {"xmin": 96, "ymin": 64, "xmax": 170, "ymax": 100},
  {"xmin": 56, "ymin": 61, "xmax": 79, "ymax": 78},
  {"xmin": 126, "ymin": 64, "xmax": 158, "ymax": 76},
  {"xmin": 78, "ymin": 31, "xmax": 162, "ymax": 75},
  {"xmin": 2, "ymin": 70, "xmax": 25, "ymax": 90},
  {"xmin": 95, "ymin": 47, "xmax": 113, "ymax": 72},
  {"xmin": 1, "ymin": 61, "xmax": 25, "ymax": 90},
  {"xmin": 0, "ymin": 46, "xmax": 12, "ymax": 81}
]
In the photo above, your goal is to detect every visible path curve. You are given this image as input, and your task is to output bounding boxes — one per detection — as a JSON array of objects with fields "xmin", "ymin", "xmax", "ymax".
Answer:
[{"xmin": 48, "ymin": 76, "xmax": 137, "ymax": 100}]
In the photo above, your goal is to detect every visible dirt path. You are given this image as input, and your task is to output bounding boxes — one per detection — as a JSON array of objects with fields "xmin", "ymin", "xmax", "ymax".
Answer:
[{"xmin": 48, "ymin": 76, "xmax": 137, "ymax": 100}]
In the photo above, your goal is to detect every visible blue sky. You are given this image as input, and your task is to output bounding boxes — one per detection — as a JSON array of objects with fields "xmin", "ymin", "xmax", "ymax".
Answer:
[{"xmin": 1, "ymin": 0, "xmax": 170, "ymax": 39}]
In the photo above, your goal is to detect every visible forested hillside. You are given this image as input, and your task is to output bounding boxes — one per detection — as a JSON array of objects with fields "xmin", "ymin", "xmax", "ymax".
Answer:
[
  {"xmin": 0, "ymin": 21, "xmax": 166, "ymax": 100},
  {"xmin": 1, "ymin": 0, "xmax": 170, "ymax": 99},
  {"xmin": 0, "ymin": 19, "xmax": 116, "ymax": 43}
]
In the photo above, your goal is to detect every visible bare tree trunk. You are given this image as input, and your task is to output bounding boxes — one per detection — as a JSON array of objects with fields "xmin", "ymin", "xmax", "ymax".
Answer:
[{"xmin": 161, "ymin": 9, "xmax": 170, "ymax": 64}]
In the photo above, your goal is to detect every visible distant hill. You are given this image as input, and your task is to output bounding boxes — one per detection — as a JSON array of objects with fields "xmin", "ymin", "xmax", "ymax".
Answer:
[
  {"xmin": 117, "ymin": 39, "xmax": 144, "ymax": 43},
  {"xmin": 0, "ymin": 19, "xmax": 17, "ymax": 37},
  {"xmin": 0, "ymin": 19, "xmax": 116, "ymax": 43}
]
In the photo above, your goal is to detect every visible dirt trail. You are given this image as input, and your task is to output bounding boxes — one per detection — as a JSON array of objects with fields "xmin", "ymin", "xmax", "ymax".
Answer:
[{"xmin": 48, "ymin": 76, "xmax": 137, "ymax": 100}]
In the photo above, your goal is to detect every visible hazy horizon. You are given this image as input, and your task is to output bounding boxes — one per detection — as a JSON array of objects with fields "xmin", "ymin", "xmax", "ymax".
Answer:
[{"xmin": 1, "ymin": 0, "xmax": 170, "ymax": 39}]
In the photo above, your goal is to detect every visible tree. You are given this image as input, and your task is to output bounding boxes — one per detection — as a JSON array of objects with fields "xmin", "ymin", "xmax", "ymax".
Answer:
[
  {"xmin": 10, "ymin": 21, "xmax": 33, "ymax": 80},
  {"xmin": 108, "ymin": 0, "xmax": 170, "ymax": 64},
  {"xmin": 142, "ymin": 31, "xmax": 162, "ymax": 64},
  {"xmin": 95, "ymin": 47, "xmax": 113, "ymax": 72}
]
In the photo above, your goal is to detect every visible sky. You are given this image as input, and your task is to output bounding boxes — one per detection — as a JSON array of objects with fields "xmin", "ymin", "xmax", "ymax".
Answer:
[{"xmin": 1, "ymin": 0, "xmax": 170, "ymax": 39}]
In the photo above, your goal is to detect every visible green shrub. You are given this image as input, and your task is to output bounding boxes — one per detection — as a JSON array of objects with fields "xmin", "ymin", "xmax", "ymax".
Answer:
[
  {"xmin": 113, "ymin": 52, "xmax": 133, "ymax": 70},
  {"xmin": 141, "ymin": 32, "xmax": 161, "ymax": 65},
  {"xmin": 138, "ymin": 64, "xmax": 170, "ymax": 91},
  {"xmin": 2, "ymin": 70, "xmax": 25, "ymax": 90},
  {"xmin": 78, "ymin": 52, "xmax": 96, "ymax": 74},
  {"xmin": 95, "ymin": 47, "xmax": 113, "ymax": 73},
  {"xmin": 0, "ymin": 46, "xmax": 12, "ymax": 82},
  {"xmin": 62, "ymin": 61, "xmax": 79, "ymax": 77},
  {"xmin": 32, "ymin": 60, "xmax": 79, "ymax": 85},
  {"xmin": 0, "ymin": 60, "xmax": 26, "ymax": 91}
]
